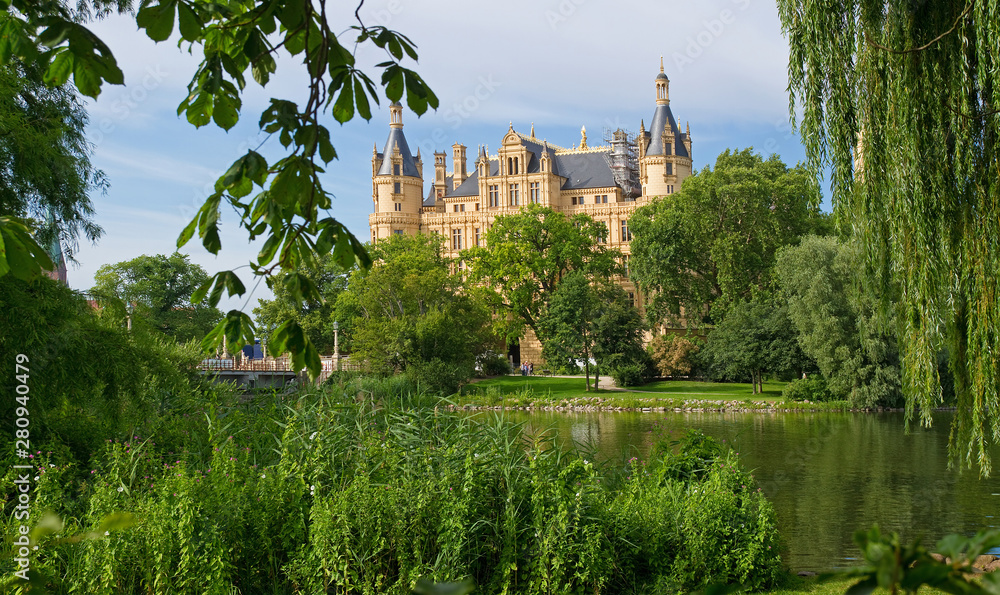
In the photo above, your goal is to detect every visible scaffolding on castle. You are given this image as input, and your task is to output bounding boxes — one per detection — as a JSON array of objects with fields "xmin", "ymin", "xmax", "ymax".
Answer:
[{"xmin": 603, "ymin": 128, "xmax": 640, "ymax": 199}]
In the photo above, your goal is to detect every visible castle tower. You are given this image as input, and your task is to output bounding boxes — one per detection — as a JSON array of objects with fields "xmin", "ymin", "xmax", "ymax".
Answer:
[
  {"xmin": 370, "ymin": 102, "xmax": 424, "ymax": 240},
  {"xmin": 639, "ymin": 60, "xmax": 693, "ymax": 198},
  {"xmin": 452, "ymin": 143, "xmax": 468, "ymax": 190}
]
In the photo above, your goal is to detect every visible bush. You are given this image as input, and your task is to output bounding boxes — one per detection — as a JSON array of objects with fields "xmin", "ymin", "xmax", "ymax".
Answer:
[
  {"xmin": 649, "ymin": 334, "xmax": 701, "ymax": 377},
  {"xmin": 477, "ymin": 351, "xmax": 511, "ymax": 376},
  {"xmin": 782, "ymin": 375, "xmax": 834, "ymax": 401},
  {"xmin": 5, "ymin": 384, "xmax": 784, "ymax": 595},
  {"xmin": 609, "ymin": 363, "xmax": 650, "ymax": 387}
]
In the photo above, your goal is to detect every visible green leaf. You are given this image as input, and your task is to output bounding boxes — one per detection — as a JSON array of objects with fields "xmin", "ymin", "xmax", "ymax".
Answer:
[
  {"xmin": 186, "ymin": 90, "xmax": 213, "ymax": 127},
  {"xmin": 213, "ymin": 92, "xmax": 240, "ymax": 130},
  {"xmin": 176, "ymin": 2, "xmax": 202, "ymax": 42},
  {"xmin": 136, "ymin": 1, "xmax": 177, "ymax": 43},
  {"xmin": 43, "ymin": 49, "xmax": 74, "ymax": 86},
  {"xmin": 354, "ymin": 76, "xmax": 372, "ymax": 120},
  {"xmin": 72, "ymin": 54, "xmax": 102, "ymax": 98},
  {"xmin": 177, "ymin": 214, "xmax": 198, "ymax": 248},
  {"xmin": 382, "ymin": 64, "xmax": 403, "ymax": 101},
  {"xmin": 37, "ymin": 20, "xmax": 72, "ymax": 47}
]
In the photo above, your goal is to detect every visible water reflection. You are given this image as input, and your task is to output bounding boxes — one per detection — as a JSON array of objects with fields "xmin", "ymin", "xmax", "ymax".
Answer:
[{"xmin": 490, "ymin": 410, "xmax": 1000, "ymax": 572}]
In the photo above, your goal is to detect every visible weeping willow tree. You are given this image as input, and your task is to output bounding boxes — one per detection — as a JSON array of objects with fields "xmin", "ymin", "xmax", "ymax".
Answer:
[{"xmin": 777, "ymin": 1, "xmax": 999, "ymax": 475}]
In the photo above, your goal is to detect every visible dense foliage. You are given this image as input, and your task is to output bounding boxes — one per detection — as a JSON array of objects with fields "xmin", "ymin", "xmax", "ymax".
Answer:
[
  {"xmin": 0, "ymin": 275, "xmax": 205, "ymax": 459},
  {"xmin": 253, "ymin": 257, "xmax": 348, "ymax": 355},
  {"xmin": 335, "ymin": 234, "xmax": 494, "ymax": 395},
  {"xmin": 697, "ymin": 299, "xmax": 812, "ymax": 393},
  {"xmin": 0, "ymin": 0, "xmax": 439, "ymax": 377},
  {"xmin": 0, "ymin": 58, "xmax": 105, "ymax": 281},
  {"xmin": 629, "ymin": 149, "xmax": 829, "ymax": 327},
  {"xmin": 91, "ymin": 253, "xmax": 223, "ymax": 342},
  {"xmin": 777, "ymin": 0, "xmax": 1000, "ymax": 473},
  {"xmin": 775, "ymin": 236, "xmax": 902, "ymax": 408},
  {"xmin": 464, "ymin": 204, "xmax": 620, "ymax": 343},
  {"xmin": 1, "ymin": 379, "xmax": 783, "ymax": 595}
]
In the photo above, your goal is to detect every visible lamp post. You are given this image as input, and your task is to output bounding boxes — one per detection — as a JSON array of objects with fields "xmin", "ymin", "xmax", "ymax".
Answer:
[{"xmin": 333, "ymin": 321, "xmax": 340, "ymax": 372}]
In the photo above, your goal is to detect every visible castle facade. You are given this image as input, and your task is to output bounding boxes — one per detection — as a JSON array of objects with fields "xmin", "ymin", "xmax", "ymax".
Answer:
[{"xmin": 369, "ymin": 63, "xmax": 694, "ymax": 365}]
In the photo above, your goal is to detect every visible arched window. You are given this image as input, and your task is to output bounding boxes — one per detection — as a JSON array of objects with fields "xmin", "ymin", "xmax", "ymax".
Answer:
[
  {"xmin": 513, "ymin": 157, "xmax": 518, "ymax": 174},
  {"xmin": 507, "ymin": 157, "xmax": 512, "ymax": 174}
]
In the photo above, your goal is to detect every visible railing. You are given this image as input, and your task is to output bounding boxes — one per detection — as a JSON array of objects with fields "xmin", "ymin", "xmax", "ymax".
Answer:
[{"xmin": 199, "ymin": 356, "xmax": 363, "ymax": 374}]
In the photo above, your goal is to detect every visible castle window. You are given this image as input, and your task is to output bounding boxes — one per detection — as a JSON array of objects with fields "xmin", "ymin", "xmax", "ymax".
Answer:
[
  {"xmin": 578, "ymin": 196, "xmax": 585, "ymax": 205},
  {"xmin": 474, "ymin": 228, "xmax": 481, "ymax": 246},
  {"xmin": 488, "ymin": 185, "xmax": 499, "ymax": 207},
  {"xmin": 394, "ymin": 182, "xmax": 401, "ymax": 194},
  {"xmin": 393, "ymin": 164, "xmax": 400, "ymax": 176},
  {"xmin": 461, "ymin": 203, "xmax": 466, "ymax": 212},
  {"xmin": 507, "ymin": 157, "xmax": 512, "ymax": 175},
  {"xmin": 571, "ymin": 196, "xmax": 576, "ymax": 205},
  {"xmin": 666, "ymin": 163, "xmax": 673, "ymax": 175},
  {"xmin": 620, "ymin": 219, "xmax": 632, "ymax": 242},
  {"xmin": 509, "ymin": 183, "xmax": 520, "ymax": 206},
  {"xmin": 628, "ymin": 292, "xmax": 635, "ymax": 307},
  {"xmin": 393, "ymin": 229, "xmax": 403, "ymax": 236},
  {"xmin": 598, "ymin": 227, "xmax": 608, "ymax": 244},
  {"xmin": 666, "ymin": 144, "xmax": 672, "ymax": 156},
  {"xmin": 395, "ymin": 202, "xmax": 402, "ymax": 212},
  {"xmin": 451, "ymin": 228, "xmax": 462, "ymax": 250},
  {"xmin": 541, "ymin": 160, "xmax": 545, "ymax": 172},
  {"xmin": 475, "ymin": 203, "xmax": 480, "ymax": 211},
  {"xmin": 513, "ymin": 157, "xmax": 519, "ymax": 174},
  {"xmin": 529, "ymin": 182, "xmax": 540, "ymax": 203},
  {"xmin": 597, "ymin": 194, "xmax": 608, "ymax": 203}
]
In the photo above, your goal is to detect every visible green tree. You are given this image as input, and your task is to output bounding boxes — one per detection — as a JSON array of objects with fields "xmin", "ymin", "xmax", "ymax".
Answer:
[
  {"xmin": 777, "ymin": 0, "xmax": 998, "ymax": 473},
  {"xmin": 336, "ymin": 234, "xmax": 493, "ymax": 394},
  {"xmin": 591, "ymin": 284, "xmax": 650, "ymax": 388},
  {"xmin": 698, "ymin": 298, "xmax": 810, "ymax": 394},
  {"xmin": 253, "ymin": 258, "xmax": 347, "ymax": 354},
  {"xmin": 91, "ymin": 253, "xmax": 222, "ymax": 342},
  {"xmin": 0, "ymin": 0, "xmax": 438, "ymax": 377},
  {"xmin": 775, "ymin": 235, "xmax": 902, "ymax": 408},
  {"xmin": 537, "ymin": 272, "xmax": 599, "ymax": 389},
  {"xmin": 0, "ymin": 58, "xmax": 105, "ymax": 280},
  {"xmin": 0, "ymin": 275, "xmax": 203, "ymax": 460},
  {"xmin": 463, "ymin": 203, "xmax": 620, "ymax": 345},
  {"xmin": 630, "ymin": 148, "xmax": 830, "ymax": 327}
]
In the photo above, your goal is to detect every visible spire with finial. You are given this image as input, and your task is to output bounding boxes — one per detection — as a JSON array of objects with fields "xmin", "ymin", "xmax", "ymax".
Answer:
[
  {"xmin": 660, "ymin": 55, "xmax": 664, "ymax": 73},
  {"xmin": 580, "ymin": 125, "xmax": 588, "ymax": 149},
  {"xmin": 530, "ymin": 122, "xmax": 535, "ymax": 137}
]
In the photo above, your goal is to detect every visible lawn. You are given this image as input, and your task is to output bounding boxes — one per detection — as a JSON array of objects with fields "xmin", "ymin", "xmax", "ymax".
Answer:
[{"xmin": 460, "ymin": 374, "xmax": 789, "ymax": 404}]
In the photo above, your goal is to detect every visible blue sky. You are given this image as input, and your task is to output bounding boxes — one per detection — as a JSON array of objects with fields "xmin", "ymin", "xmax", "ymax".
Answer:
[{"xmin": 69, "ymin": 0, "xmax": 824, "ymax": 312}]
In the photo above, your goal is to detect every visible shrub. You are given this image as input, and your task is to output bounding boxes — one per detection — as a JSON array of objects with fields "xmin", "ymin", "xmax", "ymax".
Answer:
[
  {"xmin": 649, "ymin": 334, "xmax": 701, "ymax": 377},
  {"xmin": 477, "ymin": 351, "xmax": 511, "ymax": 376},
  {"xmin": 4, "ymin": 383, "xmax": 783, "ymax": 595},
  {"xmin": 610, "ymin": 363, "xmax": 650, "ymax": 387},
  {"xmin": 782, "ymin": 375, "xmax": 833, "ymax": 402}
]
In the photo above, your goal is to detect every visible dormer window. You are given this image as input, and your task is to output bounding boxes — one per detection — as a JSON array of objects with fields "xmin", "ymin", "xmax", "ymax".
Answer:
[{"xmin": 393, "ymin": 164, "xmax": 400, "ymax": 176}]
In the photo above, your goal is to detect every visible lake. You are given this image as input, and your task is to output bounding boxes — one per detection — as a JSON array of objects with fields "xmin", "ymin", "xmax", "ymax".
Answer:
[{"xmin": 494, "ymin": 409, "xmax": 1000, "ymax": 572}]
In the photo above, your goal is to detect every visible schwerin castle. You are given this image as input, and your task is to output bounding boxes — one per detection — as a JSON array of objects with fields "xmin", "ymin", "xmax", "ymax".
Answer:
[{"xmin": 370, "ymin": 63, "xmax": 693, "ymax": 366}]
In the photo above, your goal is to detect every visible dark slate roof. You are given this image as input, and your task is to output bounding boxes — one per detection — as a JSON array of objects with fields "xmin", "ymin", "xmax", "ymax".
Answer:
[
  {"xmin": 447, "ymin": 166, "xmax": 491, "ymax": 197},
  {"xmin": 376, "ymin": 127, "xmax": 420, "ymax": 177},
  {"xmin": 553, "ymin": 151, "xmax": 617, "ymax": 190},
  {"xmin": 424, "ymin": 175, "xmax": 457, "ymax": 206},
  {"xmin": 646, "ymin": 103, "xmax": 689, "ymax": 158}
]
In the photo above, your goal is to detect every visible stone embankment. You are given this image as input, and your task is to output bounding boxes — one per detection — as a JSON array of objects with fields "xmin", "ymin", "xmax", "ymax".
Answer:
[
  {"xmin": 929, "ymin": 553, "xmax": 1000, "ymax": 572},
  {"xmin": 450, "ymin": 398, "xmax": 909, "ymax": 414}
]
